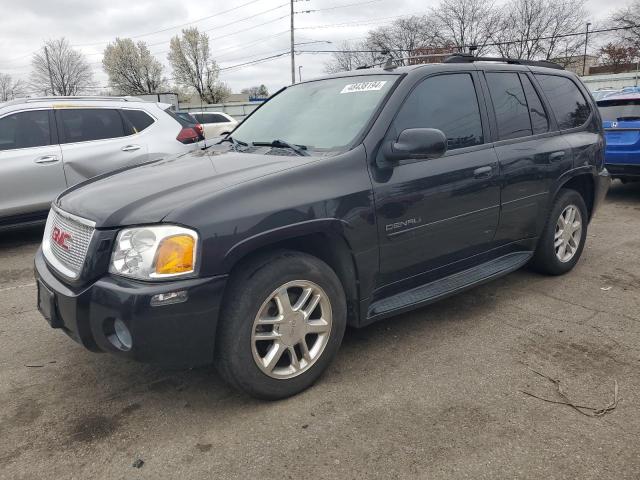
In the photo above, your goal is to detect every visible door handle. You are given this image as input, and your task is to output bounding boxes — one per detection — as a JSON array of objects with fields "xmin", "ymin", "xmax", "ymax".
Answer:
[
  {"xmin": 121, "ymin": 145, "xmax": 142, "ymax": 152},
  {"xmin": 549, "ymin": 151, "xmax": 566, "ymax": 162},
  {"xmin": 473, "ymin": 166, "xmax": 493, "ymax": 179},
  {"xmin": 34, "ymin": 155, "xmax": 59, "ymax": 164}
]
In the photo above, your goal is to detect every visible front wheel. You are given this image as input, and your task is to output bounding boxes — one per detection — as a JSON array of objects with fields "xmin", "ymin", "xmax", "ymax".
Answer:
[
  {"xmin": 215, "ymin": 250, "xmax": 347, "ymax": 399},
  {"xmin": 530, "ymin": 189, "xmax": 588, "ymax": 275}
]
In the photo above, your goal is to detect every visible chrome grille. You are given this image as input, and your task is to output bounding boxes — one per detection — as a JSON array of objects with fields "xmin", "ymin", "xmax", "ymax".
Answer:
[{"xmin": 43, "ymin": 207, "xmax": 95, "ymax": 279}]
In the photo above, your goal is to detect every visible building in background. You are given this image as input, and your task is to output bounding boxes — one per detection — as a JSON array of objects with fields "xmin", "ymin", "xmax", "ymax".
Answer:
[{"xmin": 409, "ymin": 46, "xmax": 458, "ymax": 65}]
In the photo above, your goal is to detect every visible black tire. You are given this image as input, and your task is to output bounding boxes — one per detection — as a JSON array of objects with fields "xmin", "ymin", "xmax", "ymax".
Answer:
[
  {"xmin": 530, "ymin": 188, "xmax": 588, "ymax": 275},
  {"xmin": 214, "ymin": 250, "xmax": 347, "ymax": 400}
]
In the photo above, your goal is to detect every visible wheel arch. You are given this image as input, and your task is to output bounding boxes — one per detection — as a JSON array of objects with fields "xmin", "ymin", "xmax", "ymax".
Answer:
[
  {"xmin": 552, "ymin": 169, "xmax": 595, "ymax": 219},
  {"xmin": 222, "ymin": 220, "xmax": 361, "ymax": 326}
]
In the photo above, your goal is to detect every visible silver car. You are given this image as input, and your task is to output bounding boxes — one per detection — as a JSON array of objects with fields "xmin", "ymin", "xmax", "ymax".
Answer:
[{"xmin": 0, "ymin": 96, "xmax": 204, "ymax": 229}]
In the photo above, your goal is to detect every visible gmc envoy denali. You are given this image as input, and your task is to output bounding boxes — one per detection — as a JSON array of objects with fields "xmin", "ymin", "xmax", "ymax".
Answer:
[{"xmin": 35, "ymin": 55, "xmax": 610, "ymax": 399}]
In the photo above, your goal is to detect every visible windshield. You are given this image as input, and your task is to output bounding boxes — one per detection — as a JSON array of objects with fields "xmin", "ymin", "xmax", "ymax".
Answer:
[
  {"xmin": 232, "ymin": 75, "xmax": 398, "ymax": 151},
  {"xmin": 598, "ymin": 99, "xmax": 640, "ymax": 122}
]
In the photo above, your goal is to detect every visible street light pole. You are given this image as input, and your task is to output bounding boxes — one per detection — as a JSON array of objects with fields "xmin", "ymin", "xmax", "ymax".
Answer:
[
  {"xmin": 290, "ymin": 0, "xmax": 295, "ymax": 85},
  {"xmin": 582, "ymin": 22, "xmax": 591, "ymax": 76}
]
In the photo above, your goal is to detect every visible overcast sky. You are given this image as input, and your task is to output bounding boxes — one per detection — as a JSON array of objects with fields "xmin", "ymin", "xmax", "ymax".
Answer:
[{"xmin": 0, "ymin": 0, "xmax": 632, "ymax": 95}]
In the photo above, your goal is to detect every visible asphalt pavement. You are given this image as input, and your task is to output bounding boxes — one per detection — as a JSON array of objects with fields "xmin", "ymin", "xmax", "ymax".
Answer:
[{"xmin": 1, "ymin": 181, "xmax": 639, "ymax": 479}]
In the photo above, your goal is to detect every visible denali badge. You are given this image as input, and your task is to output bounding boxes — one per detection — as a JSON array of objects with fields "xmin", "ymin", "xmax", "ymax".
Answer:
[
  {"xmin": 52, "ymin": 227, "xmax": 72, "ymax": 250},
  {"xmin": 385, "ymin": 217, "xmax": 422, "ymax": 232}
]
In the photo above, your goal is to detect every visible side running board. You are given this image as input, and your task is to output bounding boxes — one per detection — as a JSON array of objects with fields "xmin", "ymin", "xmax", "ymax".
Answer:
[{"xmin": 367, "ymin": 251, "xmax": 533, "ymax": 320}]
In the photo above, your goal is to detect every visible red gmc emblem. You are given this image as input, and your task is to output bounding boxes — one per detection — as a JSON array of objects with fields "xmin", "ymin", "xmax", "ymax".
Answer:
[{"xmin": 52, "ymin": 227, "xmax": 72, "ymax": 250}]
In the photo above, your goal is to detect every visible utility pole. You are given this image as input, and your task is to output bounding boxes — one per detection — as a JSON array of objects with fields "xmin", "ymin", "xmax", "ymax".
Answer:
[
  {"xmin": 290, "ymin": 0, "xmax": 295, "ymax": 85},
  {"xmin": 298, "ymin": 66, "xmax": 303, "ymax": 82},
  {"xmin": 44, "ymin": 46, "xmax": 55, "ymax": 96},
  {"xmin": 582, "ymin": 22, "xmax": 591, "ymax": 76}
]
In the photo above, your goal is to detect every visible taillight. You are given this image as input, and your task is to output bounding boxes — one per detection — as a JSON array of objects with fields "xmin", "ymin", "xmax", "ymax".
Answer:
[
  {"xmin": 194, "ymin": 123, "xmax": 204, "ymax": 139},
  {"xmin": 176, "ymin": 127, "xmax": 200, "ymax": 144}
]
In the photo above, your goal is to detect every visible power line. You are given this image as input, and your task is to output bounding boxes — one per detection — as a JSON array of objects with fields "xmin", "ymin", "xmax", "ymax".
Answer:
[
  {"xmin": 302, "ymin": 0, "xmax": 383, "ymax": 13},
  {"xmin": 71, "ymin": 0, "xmax": 267, "ymax": 47}
]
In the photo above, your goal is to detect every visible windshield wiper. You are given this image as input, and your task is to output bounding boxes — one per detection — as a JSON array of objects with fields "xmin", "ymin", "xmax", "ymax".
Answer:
[
  {"xmin": 252, "ymin": 139, "xmax": 309, "ymax": 156},
  {"xmin": 217, "ymin": 136, "xmax": 248, "ymax": 148}
]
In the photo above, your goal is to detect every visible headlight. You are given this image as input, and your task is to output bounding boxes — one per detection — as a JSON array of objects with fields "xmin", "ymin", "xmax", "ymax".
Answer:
[{"xmin": 109, "ymin": 225, "xmax": 198, "ymax": 280}]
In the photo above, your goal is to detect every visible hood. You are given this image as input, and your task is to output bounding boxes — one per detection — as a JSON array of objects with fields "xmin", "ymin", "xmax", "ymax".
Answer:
[{"xmin": 57, "ymin": 148, "xmax": 303, "ymax": 228}]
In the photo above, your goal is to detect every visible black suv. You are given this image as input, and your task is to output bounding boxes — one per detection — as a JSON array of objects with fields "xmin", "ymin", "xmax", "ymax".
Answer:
[{"xmin": 35, "ymin": 55, "xmax": 610, "ymax": 399}]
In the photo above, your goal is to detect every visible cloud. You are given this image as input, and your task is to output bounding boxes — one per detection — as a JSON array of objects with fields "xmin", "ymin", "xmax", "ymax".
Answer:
[{"xmin": 0, "ymin": 0, "xmax": 628, "ymax": 95}]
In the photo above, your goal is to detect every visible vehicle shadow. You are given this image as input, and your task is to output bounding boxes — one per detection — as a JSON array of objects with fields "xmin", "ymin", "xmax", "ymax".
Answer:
[
  {"xmin": 0, "ymin": 225, "xmax": 44, "ymax": 249},
  {"xmin": 606, "ymin": 179, "xmax": 640, "ymax": 205}
]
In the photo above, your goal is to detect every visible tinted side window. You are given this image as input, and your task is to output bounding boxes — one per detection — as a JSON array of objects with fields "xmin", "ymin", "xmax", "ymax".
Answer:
[
  {"xmin": 59, "ymin": 109, "xmax": 125, "ymax": 143},
  {"xmin": 196, "ymin": 113, "xmax": 228, "ymax": 124},
  {"xmin": 520, "ymin": 74, "xmax": 549, "ymax": 134},
  {"xmin": 0, "ymin": 110, "xmax": 51, "ymax": 151},
  {"xmin": 394, "ymin": 73, "xmax": 484, "ymax": 150},
  {"xmin": 121, "ymin": 109, "xmax": 154, "ymax": 134},
  {"xmin": 535, "ymin": 74, "xmax": 590, "ymax": 129},
  {"xmin": 486, "ymin": 73, "xmax": 532, "ymax": 140}
]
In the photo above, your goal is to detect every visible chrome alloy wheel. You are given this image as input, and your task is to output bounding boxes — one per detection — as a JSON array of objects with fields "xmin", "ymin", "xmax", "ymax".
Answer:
[
  {"xmin": 251, "ymin": 280, "xmax": 332, "ymax": 379},
  {"xmin": 554, "ymin": 204, "xmax": 583, "ymax": 263}
]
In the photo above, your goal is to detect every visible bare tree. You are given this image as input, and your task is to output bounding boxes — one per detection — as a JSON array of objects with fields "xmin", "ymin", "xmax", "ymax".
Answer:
[
  {"xmin": 493, "ymin": 0, "xmax": 587, "ymax": 62},
  {"xmin": 31, "ymin": 38, "xmax": 93, "ymax": 96},
  {"xmin": 241, "ymin": 84, "xmax": 269, "ymax": 98},
  {"xmin": 324, "ymin": 40, "xmax": 383, "ymax": 73},
  {"xmin": 367, "ymin": 16, "xmax": 442, "ymax": 64},
  {"xmin": 168, "ymin": 27, "xmax": 230, "ymax": 104},
  {"xmin": 0, "ymin": 73, "xmax": 26, "ymax": 101},
  {"xmin": 598, "ymin": 42, "xmax": 639, "ymax": 73},
  {"xmin": 103, "ymin": 38, "xmax": 165, "ymax": 94},
  {"xmin": 611, "ymin": 0, "xmax": 640, "ymax": 49},
  {"xmin": 431, "ymin": 0, "xmax": 500, "ymax": 55}
]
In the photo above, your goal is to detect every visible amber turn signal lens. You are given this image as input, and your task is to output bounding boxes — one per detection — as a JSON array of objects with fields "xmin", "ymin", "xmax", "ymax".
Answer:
[{"xmin": 154, "ymin": 235, "xmax": 195, "ymax": 275}]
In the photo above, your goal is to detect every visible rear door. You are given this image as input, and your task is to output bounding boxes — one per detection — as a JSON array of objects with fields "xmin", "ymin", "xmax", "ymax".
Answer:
[
  {"xmin": 0, "ymin": 109, "xmax": 67, "ymax": 221},
  {"xmin": 483, "ymin": 70, "xmax": 573, "ymax": 243},
  {"xmin": 55, "ymin": 107, "xmax": 149, "ymax": 186}
]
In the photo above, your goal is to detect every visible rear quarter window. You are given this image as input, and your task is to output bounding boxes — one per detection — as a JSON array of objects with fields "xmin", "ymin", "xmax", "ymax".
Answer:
[
  {"xmin": 121, "ymin": 109, "xmax": 155, "ymax": 134},
  {"xmin": 535, "ymin": 74, "xmax": 591, "ymax": 130}
]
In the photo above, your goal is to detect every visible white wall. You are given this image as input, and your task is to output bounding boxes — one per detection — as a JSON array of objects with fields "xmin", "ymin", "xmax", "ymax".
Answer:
[{"xmin": 581, "ymin": 72, "xmax": 640, "ymax": 91}]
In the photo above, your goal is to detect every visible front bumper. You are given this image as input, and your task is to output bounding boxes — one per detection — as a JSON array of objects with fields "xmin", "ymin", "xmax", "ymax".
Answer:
[{"xmin": 34, "ymin": 247, "xmax": 228, "ymax": 367}]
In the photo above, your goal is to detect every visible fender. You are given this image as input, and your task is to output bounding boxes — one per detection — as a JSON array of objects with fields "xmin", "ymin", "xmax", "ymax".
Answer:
[
  {"xmin": 546, "ymin": 165, "xmax": 597, "ymax": 217},
  {"xmin": 221, "ymin": 218, "xmax": 352, "ymax": 272}
]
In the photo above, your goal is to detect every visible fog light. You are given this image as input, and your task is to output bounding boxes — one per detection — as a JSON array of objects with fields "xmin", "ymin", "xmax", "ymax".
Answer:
[
  {"xmin": 150, "ymin": 290, "xmax": 188, "ymax": 307},
  {"xmin": 114, "ymin": 319, "xmax": 132, "ymax": 351}
]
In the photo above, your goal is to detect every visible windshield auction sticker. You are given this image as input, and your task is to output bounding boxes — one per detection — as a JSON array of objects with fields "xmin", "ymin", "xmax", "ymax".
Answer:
[{"xmin": 340, "ymin": 81, "xmax": 387, "ymax": 94}]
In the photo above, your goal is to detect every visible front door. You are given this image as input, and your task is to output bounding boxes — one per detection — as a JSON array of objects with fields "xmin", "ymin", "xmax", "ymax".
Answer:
[
  {"xmin": 371, "ymin": 72, "xmax": 501, "ymax": 293},
  {"xmin": 0, "ymin": 109, "xmax": 67, "ymax": 222}
]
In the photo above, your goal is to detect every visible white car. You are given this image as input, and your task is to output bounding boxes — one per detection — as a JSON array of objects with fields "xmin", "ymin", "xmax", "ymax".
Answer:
[
  {"xmin": 0, "ymin": 96, "xmax": 204, "ymax": 229},
  {"xmin": 191, "ymin": 111, "xmax": 238, "ymax": 139}
]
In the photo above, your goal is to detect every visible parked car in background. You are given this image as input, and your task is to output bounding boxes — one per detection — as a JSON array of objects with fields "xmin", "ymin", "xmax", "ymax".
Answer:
[
  {"xmin": 591, "ymin": 89, "xmax": 619, "ymax": 101},
  {"xmin": 0, "ymin": 96, "xmax": 204, "ymax": 229},
  {"xmin": 190, "ymin": 111, "xmax": 238, "ymax": 139},
  {"xmin": 597, "ymin": 93, "xmax": 640, "ymax": 182},
  {"xmin": 35, "ymin": 54, "xmax": 609, "ymax": 399}
]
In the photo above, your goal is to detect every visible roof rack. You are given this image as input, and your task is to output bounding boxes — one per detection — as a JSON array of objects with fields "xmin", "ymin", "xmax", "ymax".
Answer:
[
  {"xmin": 1, "ymin": 96, "xmax": 146, "ymax": 107},
  {"xmin": 443, "ymin": 53, "xmax": 564, "ymax": 70}
]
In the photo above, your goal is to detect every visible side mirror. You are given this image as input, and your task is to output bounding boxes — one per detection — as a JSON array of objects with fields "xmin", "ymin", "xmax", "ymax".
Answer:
[{"xmin": 382, "ymin": 128, "xmax": 447, "ymax": 162}]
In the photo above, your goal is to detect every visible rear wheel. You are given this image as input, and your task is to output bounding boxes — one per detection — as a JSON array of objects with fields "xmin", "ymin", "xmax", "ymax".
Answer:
[
  {"xmin": 530, "ymin": 189, "xmax": 588, "ymax": 275},
  {"xmin": 215, "ymin": 250, "xmax": 347, "ymax": 399}
]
